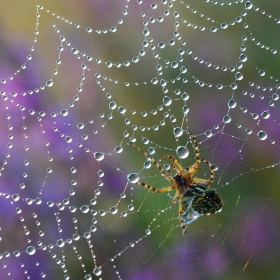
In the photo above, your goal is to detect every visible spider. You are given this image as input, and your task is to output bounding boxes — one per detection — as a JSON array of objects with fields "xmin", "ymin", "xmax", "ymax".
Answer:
[{"xmin": 131, "ymin": 131, "xmax": 223, "ymax": 234}]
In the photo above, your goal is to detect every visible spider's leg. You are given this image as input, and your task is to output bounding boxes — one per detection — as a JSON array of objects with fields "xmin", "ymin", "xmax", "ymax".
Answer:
[
  {"xmin": 171, "ymin": 190, "xmax": 180, "ymax": 204},
  {"xmin": 178, "ymin": 196, "xmax": 188, "ymax": 235},
  {"xmin": 131, "ymin": 143, "xmax": 174, "ymax": 184},
  {"xmin": 199, "ymin": 157, "xmax": 215, "ymax": 185},
  {"xmin": 171, "ymin": 164, "xmax": 180, "ymax": 173},
  {"xmin": 159, "ymin": 155, "xmax": 184, "ymax": 170},
  {"xmin": 185, "ymin": 161, "xmax": 201, "ymax": 177},
  {"xmin": 165, "ymin": 169, "xmax": 174, "ymax": 182},
  {"xmin": 137, "ymin": 182, "xmax": 174, "ymax": 193},
  {"xmin": 187, "ymin": 131, "xmax": 201, "ymax": 164}
]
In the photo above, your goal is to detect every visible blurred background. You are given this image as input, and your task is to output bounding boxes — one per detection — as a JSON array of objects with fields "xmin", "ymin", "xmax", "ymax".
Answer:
[{"xmin": 0, "ymin": 0, "xmax": 279, "ymax": 279}]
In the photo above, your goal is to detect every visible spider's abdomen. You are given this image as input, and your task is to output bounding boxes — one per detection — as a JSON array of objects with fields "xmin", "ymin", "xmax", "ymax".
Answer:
[
  {"xmin": 192, "ymin": 188, "xmax": 223, "ymax": 215},
  {"xmin": 184, "ymin": 185, "xmax": 223, "ymax": 215}
]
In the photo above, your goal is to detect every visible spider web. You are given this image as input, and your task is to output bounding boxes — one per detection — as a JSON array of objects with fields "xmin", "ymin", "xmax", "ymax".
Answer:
[{"xmin": 0, "ymin": 0, "xmax": 279, "ymax": 279}]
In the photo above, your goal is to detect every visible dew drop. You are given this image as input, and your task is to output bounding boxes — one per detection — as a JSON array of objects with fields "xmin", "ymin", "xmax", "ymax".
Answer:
[
  {"xmin": 212, "ymin": 164, "xmax": 218, "ymax": 171},
  {"xmin": 257, "ymin": 130, "xmax": 267, "ymax": 140},
  {"xmin": 128, "ymin": 204, "xmax": 134, "ymax": 211},
  {"xmin": 143, "ymin": 160, "xmax": 151, "ymax": 169},
  {"xmin": 26, "ymin": 246, "xmax": 36, "ymax": 255},
  {"xmin": 70, "ymin": 167, "xmax": 76, "ymax": 174},
  {"xmin": 109, "ymin": 101, "xmax": 117, "ymax": 109},
  {"xmin": 127, "ymin": 173, "xmax": 139, "ymax": 184},
  {"xmin": 205, "ymin": 130, "xmax": 212, "ymax": 138},
  {"xmin": 151, "ymin": 78, "xmax": 158, "ymax": 84},
  {"xmin": 171, "ymin": 61, "xmax": 178, "ymax": 68},
  {"xmin": 115, "ymin": 146, "xmax": 123, "ymax": 153},
  {"xmin": 80, "ymin": 205, "xmax": 89, "ymax": 213},
  {"xmin": 239, "ymin": 54, "xmax": 247, "ymax": 62},
  {"xmin": 94, "ymin": 152, "xmax": 104, "ymax": 161},
  {"xmin": 272, "ymin": 93, "xmax": 279, "ymax": 101},
  {"xmin": 46, "ymin": 80, "xmax": 53, "ymax": 87},
  {"xmin": 93, "ymin": 267, "xmax": 102, "ymax": 276},
  {"xmin": 173, "ymin": 127, "xmax": 183, "ymax": 137},
  {"xmin": 210, "ymin": 26, "xmax": 218, "ymax": 32},
  {"xmin": 110, "ymin": 206, "xmax": 118, "ymax": 214},
  {"xmin": 163, "ymin": 96, "xmax": 172, "ymax": 106},
  {"xmin": 121, "ymin": 211, "xmax": 127, "ymax": 217},
  {"xmin": 259, "ymin": 70, "xmax": 265, "ymax": 76},
  {"xmin": 146, "ymin": 229, "xmax": 151, "ymax": 235},
  {"xmin": 220, "ymin": 22, "xmax": 228, "ymax": 29},
  {"xmin": 223, "ymin": 115, "xmax": 231, "ymax": 123},
  {"xmin": 245, "ymin": 1, "xmax": 253, "ymax": 9},
  {"xmin": 106, "ymin": 61, "xmax": 113, "ymax": 68},
  {"xmin": 176, "ymin": 146, "xmax": 189, "ymax": 159},
  {"xmin": 182, "ymin": 105, "xmax": 189, "ymax": 114},
  {"xmin": 56, "ymin": 239, "xmax": 65, "ymax": 247},
  {"xmin": 246, "ymin": 128, "xmax": 252, "ymax": 134},
  {"xmin": 60, "ymin": 109, "xmax": 68, "ymax": 116},
  {"xmin": 77, "ymin": 123, "xmax": 84, "ymax": 129},
  {"xmin": 65, "ymin": 136, "xmax": 72, "ymax": 143},
  {"xmin": 235, "ymin": 72, "xmax": 243, "ymax": 80},
  {"xmin": 228, "ymin": 98, "xmax": 237, "ymax": 108},
  {"xmin": 181, "ymin": 92, "xmax": 189, "ymax": 100},
  {"xmin": 261, "ymin": 111, "xmax": 270, "ymax": 119}
]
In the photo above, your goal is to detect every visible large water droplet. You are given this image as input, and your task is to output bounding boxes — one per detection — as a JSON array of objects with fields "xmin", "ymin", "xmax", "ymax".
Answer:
[
  {"xmin": 272, "ymin": 93, "xmax": 279, "ymax": 101},
  {"xmin": 228, "ymin": 98, "xmax": 237, "ymax": 108},
  {"xmin": 235, "ymin": 72, "xmax": 243, "ymax": 80},
  {"xmin": 109, "ymin": 206, "xmax": 118, "ymax": 214},
  {"xmin": 210, "ymin": 26, "xmax": 218, "ymax": 32},
  {"xmin": 223, "ymin": 115, "xmax": 231, "ymax": 123},
  {"xmin": 239, "ymin": 54, "xmax": 247, "ymax": 62},
  {"xmin": 151, "ymin": 78, "xmax": 158, "ymax": 84},
  {"xmin": 56, "ymin": 239, "xmax": 65, "ymax": 247},
  {"xmin": 205, "ymin": 130, "xmax": 212, "ymax": 138},
  {"xmin": 106, "ymin": 61, "xmax": 113, "ymax": 68},
  {"xmin": 115, "ymin": 146, "xmax": 123, "ymax": 153},
  {"xmin": 173, "ymin": 127, "xmax": 183, "ymax": 137},
  {"xmin": 245, "ymin": 1, "xmax": 253, "ymax": 9},
  {"xmin": 80, "ymin": 205, "xmax": 89, "ymax": 213},
  {"xmin": 246, "ymin": 128, "xmax": 252, "ymax": 134},
  {"xmin": 171, "ymin": 61, "xmax": 178, "ymax": 68},
  {"xmin": 26, "ymin": 246, "xmax": 36, "ymax": 255},
  {"xmin": 143, "ymin": 160, "xmax": 151, "ymax": 169},
  {"xmin": 163, "ymin": 96, "xmax": 172, "ymax": 106},
  {"xmin": 12, "ymin": 194, "xmax": 20, "ymax": 201},
  {"xmin": 176, "ymin": 146, "xmax": 189, "ymax": 159},
  {"xmin": 127, "ymin": 173, "xmax": 139, "ymax": 184},
  {"xmin": 146, "ymin": 229, "xmax": 151, "ymax": 235},
  {"xmin": 94, "ymin": 152, "xmax": 104, "ymax": 161},
  {"xmin": 65, "ymin": 136, "xmax": 72, "ymax": 143},
  {"xmin": 109, "ymin": 101, "xmax": 117, "ymax": 110},
  {"xmin": 93, "ymin": 267, "xmax": 102, "ymax": 276},
  {"xmin": 261, "ymin": 111, "xmax": 270, "ymax": 119},
  {"xmin": 259, "ymin": 70, "xmax": 265, "ymax": 76},
  {"xmin": 257, "ymin": 130, "xmax": 267, "ymax": 140},
  {"xmin": 60, "ymin": 109, "xmax": 68, "ymax": 116},
  {"xmin": 77, "ymin": 123, "xmax": 84, "ymax": 129}
]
